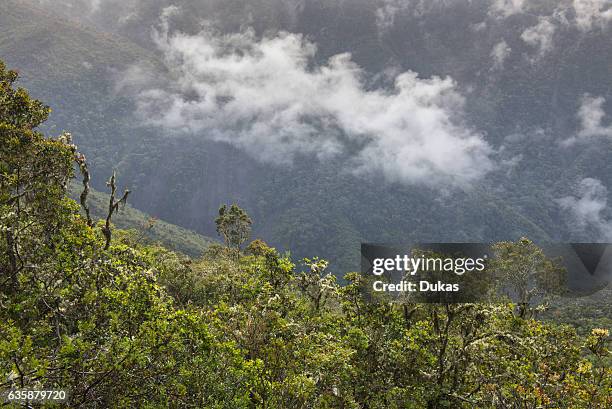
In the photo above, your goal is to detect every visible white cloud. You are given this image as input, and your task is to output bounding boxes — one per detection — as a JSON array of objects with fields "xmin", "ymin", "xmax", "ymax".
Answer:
[
  {"xmin": 491, "ymin": 40, "xmax": 511, "ymax": 69},
  {"xmin": 35, "ymin": 0, "xmax": 106, "ymax": 13},
  {"xmin": 375, "ymin": 0, "xmax": 403, "ymax": 32},
  {"xmin": 578, "ymin": 95, "xmax": 612, "ymax": 137},
  {"xmin": 488, "ymin": 1, "xmax": 610, "ymax": 33},
  {"xmin": 375, "ymin": 0, "xmax": 459, "ymax": 31},
  {"xmin": 470, "ymin": 21, "xmax": 488, "ymax": 32},
  {"xmin": 563, "ymin": 94, "xmax": 612, "ymax": 145},
  {"xmin": 120, "ymin": 14, "xmax": 494, "ymax": 187},
  {"xmin": 557, "ymin": 178, "xmax": 612, "ymax": 240},
  {"xmin": 490, "ymin": 0, "xmax": 526, "ymax": 18},
  {"xmin": 573, "ymin": 0, "xmax": 612, "ymax": 31},
  {"xmin": 34, "ymin": 0, "xmax": 145, "ymax": 22},
  {"xmin": 521, "ymin": 17, "xmax": 556, "ymax": 56}
]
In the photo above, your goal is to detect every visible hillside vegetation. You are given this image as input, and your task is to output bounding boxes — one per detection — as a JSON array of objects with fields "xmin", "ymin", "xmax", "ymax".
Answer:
[
  {"xmin": 68, "ymin": 182, "xmax": 215, "ymax": 257},
  {"xmin": 1, "ymin": 60, "xmax": 610, "ymax": 408}
]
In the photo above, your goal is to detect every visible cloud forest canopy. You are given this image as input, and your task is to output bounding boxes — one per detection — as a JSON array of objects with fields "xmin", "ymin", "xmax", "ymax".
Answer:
[{"xmin": 0, "ymin": 59, "xmax": 610, "ymax": 407}]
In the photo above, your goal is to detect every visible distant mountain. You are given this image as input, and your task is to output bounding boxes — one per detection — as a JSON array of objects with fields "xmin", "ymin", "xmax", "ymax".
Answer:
[{"xmin": 2, "ymin": 0, "xmax": 611, "ymax": 273}]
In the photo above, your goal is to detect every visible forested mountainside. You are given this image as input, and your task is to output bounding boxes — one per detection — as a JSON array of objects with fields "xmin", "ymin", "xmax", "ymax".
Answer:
[
  {"xmin": 3, "ymin": 0, "xmax": 611, "ymax": 273},
  {"xmin": 67, "ymin": 183, "xmax": 215, "ymax": 257},
  {"xmin": 1, "ymin": 61, "xmax": 610, "ymax": 407}
]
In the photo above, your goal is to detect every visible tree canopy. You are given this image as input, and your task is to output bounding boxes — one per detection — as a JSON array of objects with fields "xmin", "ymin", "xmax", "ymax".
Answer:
[{"xmin": 0, "ymin": 60, "xmax": 610, "ymax": 408}]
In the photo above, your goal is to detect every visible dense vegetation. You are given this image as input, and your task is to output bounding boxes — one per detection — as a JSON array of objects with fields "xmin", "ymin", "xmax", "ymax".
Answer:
[{"xmin": 1, "ymin": 60, "xmax": 610, "ymax": 408}]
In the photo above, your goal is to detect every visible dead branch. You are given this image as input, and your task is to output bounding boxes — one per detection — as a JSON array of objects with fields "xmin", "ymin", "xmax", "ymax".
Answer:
[
  {"xmin": 102, "ymin": 171, "xmax": 130, "ymax": 250},
  {"xmin": 75, "ymin": 153, "xmax": 93, "ymax": 227}
]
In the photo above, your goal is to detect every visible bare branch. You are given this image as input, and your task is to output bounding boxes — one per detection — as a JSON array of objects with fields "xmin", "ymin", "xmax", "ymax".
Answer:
[
  {"xmin": 74, "ymin": 152, "xmax": 93, "ymax": 227},
  {"xmin": 102, "ymin": 171, "xmax": 130, "ymax": 250}
]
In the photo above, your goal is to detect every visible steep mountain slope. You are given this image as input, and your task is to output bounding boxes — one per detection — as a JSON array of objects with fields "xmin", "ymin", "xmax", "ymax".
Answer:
[
  {"xmin": 0, "ymin": 0, "xmax": 161, "ymax": 174},
  {"xmin": 69, "ymin": 183, "xmax": 215, "ymax": 257}
]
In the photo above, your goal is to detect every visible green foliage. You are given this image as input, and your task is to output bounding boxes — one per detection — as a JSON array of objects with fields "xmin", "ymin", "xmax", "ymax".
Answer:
[
  {"xmin": 491, "ymin": 237, "xmax": 568, "ymax": 319},
  {"xmin": 1, "ymin": 62, "xmax": 248, "ymax": 408},
  {"xmin": 543, "ymin": 286, "xmax": 612, "ymax": 336},
  {"xmin": 0, "ymin": 61, "xmax": 610, "ymax": 408},
  {"xmin": 215, "ymin": 204, "xmax": 252, "ymax": 254}
]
